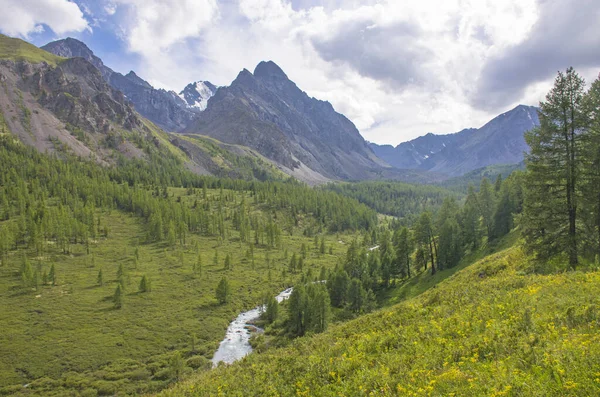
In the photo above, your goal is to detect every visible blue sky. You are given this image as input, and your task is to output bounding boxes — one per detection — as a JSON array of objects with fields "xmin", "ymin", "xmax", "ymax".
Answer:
[{"xmin": 2, "ymin": 0, "xmax": 600, "ymax": 145}]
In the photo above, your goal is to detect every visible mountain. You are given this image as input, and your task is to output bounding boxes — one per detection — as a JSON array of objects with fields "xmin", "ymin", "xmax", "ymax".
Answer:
[
  {"xmin": 184, "ymin": 61, "xmax": 388, "ymax": 183},
  {"xmin": 371, "ymin": 105, "xmax": 539, "ymax": 176},
  {"xmin": 42, "ymin": 38, "xmax": 202, "ymax": 131},
  {"xmin": 0, "ymin": 35, "xmax": 291, "ymax": 182},
  {"xmin": 178, "ymin": 81, "xmax": 217, "ymax": 110},
  {"xmin": 0, "ymin": 34, "xmax": 144, "ymax": 159}
]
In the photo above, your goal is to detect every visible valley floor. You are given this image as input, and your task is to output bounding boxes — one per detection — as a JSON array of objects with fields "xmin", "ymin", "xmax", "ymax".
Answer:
[{"xmin": 159, "ymin": 244, "xmax": 600, "ymax": 396}]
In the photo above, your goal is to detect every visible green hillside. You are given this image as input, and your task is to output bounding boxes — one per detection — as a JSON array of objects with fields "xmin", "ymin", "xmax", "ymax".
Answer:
[
  {"xmin": 159, "ymin": 244, "xmax": 600, "ymax": 396},
  {"xmin": 0, "ymin": 135, "xmax": 376, "ymax": 396},
  {"xmin": 0, "ymin": 34, "xmax": 63, "ymax": 65}
]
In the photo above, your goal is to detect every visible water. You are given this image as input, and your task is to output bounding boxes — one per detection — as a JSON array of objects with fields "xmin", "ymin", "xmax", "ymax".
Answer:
[{"xmin": 211, "ymin": 287, "xmax": 294, "ymax": 366}]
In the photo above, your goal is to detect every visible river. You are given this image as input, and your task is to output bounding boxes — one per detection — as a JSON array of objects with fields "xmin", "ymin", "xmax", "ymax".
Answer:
[{"xmin": 211, "ymin": 287, "xmax": 294, "ymax": 366}]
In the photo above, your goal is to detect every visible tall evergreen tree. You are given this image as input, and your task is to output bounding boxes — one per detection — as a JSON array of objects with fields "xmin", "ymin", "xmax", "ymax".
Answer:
[
  {"xmin": 216, "ymin": 277, "xmax": 230, "ymax": 304},
  {"xmin": 394, "ymin": 227, "xmax": 412, "ymax": 278},
  {"xmin": 581, "ymin": 75, "xmax": 600, "ymax": 260},
  {"xmin": 523, "ymin": 67, "xmax": 586, "ymax": 269},
  {"xmin": 113, "ymin": 284, "xmax": 123, "ymax": 309},
  {"xmin": 414, "ymin": 212, "xmax": 437, "ymax": 275}
]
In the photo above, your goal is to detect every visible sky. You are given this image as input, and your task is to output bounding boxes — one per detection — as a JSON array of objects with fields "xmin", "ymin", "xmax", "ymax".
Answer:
[{"xmin": 1, "ymin": 0, "xmax": 600, "ymax": 145}]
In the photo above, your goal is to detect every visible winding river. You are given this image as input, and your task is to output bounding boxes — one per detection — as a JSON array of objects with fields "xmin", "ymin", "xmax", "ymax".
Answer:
[{"xmin": 211, "ymin": 287, "xmax": 294, "ymax": 366}]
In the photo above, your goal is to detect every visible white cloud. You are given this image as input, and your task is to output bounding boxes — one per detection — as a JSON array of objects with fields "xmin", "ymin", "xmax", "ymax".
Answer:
[
  {"xmin": 87, "ymin": 0, "xmax": 600, "ymax": 144},
  {"xmin": 114, "ymin": 0, "xmax": 218, "ymax": 54},
  {"xmin": 0, "ymin": 0, "xmax": 89, "ymax": 37},
  {"xmin": 104, "ymin": 3, "xmax": 117, "ymax": 15}
]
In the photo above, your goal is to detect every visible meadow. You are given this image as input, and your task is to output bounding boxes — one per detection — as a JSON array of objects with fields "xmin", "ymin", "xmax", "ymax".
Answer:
[{"xmin": 0, "ymin": 187, "xmax": 351, "ymax": 396}]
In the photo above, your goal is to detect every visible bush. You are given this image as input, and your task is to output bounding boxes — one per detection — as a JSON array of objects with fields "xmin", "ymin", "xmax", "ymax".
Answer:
[{"xmin": 186, "ymin": 355, "xmax": 212, "ymax": 370}]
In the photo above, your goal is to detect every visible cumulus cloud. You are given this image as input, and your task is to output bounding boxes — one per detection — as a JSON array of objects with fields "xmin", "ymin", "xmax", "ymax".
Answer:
[
  {"xmin": 473, "ymin": 0, "xmax": 600, "ymax": 112},
  {"xmin": 0, "ymin": 0, "xmax": 89, "ymax": 37},
  {"xmin": 114, "ymin": 0, "xmax": 218, "ymax": 54},
  {"xmin": 13, "ymin": 0, "xmax": 597, "ymax": 144}
]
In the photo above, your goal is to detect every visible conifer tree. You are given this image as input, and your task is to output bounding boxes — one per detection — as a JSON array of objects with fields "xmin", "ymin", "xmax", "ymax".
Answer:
[
  {"xmin": 195, "ymin": 253, "xmax": 202, "ymax": 275},
  {"xmin": 415, "ymin": 212, "xmax": 437, "ymax": 275},
  {"xmin": 139, "ymin": 275, "xmax": 150, "ymax": 293},
  {"xmin": 113, "ymin": 284, "xmax": 123, "ymax": 309},
  {"xmin": 394, "ymin": 227, "xmax": 412, "ymax": 278},
  {"xmin": 264, "ymin": 296, "xmax": 279, "ymax": 323},
  {"xmin": 288, "ymin": 284, "xmax": 306, "ymax": 336},
  {"xmin": 348, "ymin": 278, "xmax": 366, "ymax": 313},
  {"xmin": 49, "ymin": 263, "xmax": 56, "ymax": 286},
  {"xmin": 581, "ymin": 75, "xmax": 600, "ymax": 259},
  {"xmin": 523, "ymin": 67, "xmax": 586, "ymax": 269},
  {"xmin": 216, "ymin": 277, "xmax": 230, "ymax": 304}
]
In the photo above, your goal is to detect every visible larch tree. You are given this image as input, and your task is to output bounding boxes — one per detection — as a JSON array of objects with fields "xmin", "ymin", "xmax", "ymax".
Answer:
[{"xmin": 523, "ymin": 67, "xmax": 586, "ymax": 269}]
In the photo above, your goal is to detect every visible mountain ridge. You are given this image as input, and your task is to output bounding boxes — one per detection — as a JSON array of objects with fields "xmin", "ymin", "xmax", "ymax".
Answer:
[
  {"xmin": 184, "ymin": 60, "xmax": 390, "ymax": 183},
  {"xmin": 41, "ymin": 38, "xmax": 207, "ymax": 131},
  {"xmin": 370, "ymin": 104, "xmax": 539, "ymax": 176}
]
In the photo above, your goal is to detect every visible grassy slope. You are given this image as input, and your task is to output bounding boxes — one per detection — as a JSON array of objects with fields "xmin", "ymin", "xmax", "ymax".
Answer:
[
  {"xmin": 0, "ymin": 34, "xmax": 63, "ymax": 66},
  {"xmin": 0, "ymin": 188, "xmax": 351, "ymax": 396},
  {"xmin": 160, "ymin": 243, "xmax": 600, "ymax": 396}
]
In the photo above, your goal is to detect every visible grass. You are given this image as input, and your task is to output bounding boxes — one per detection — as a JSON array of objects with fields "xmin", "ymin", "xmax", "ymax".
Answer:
[
  {"xmin": 0, "ymin": 187, "xmax": 351, "ymax": 396},
  {"xmin": 381, "ymin": 231, "xmax": 520, "ymax": 306},
  {"xmin": 0, "ymin": 34, "xmax": 63, "ymax": 66},
  {"xmin": 158, "ymin": 242, "xmax": 600, "ymax": 396}
]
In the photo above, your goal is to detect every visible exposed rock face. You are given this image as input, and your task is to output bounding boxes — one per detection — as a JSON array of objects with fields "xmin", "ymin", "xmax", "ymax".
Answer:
[
  {"xmin": 12, "ymin": 57, "xmax": 141, "ymax": 133},
  {"xmin": 42, "ymin": 38, "xmax": 199, "ymax": 131},
  {"xmin": 370, "ymin": 105, "xmax": 540, "ymax": 176},
  {"xmin": 184, "ymin": 61, "xmax": 386, "ymax": 180}
]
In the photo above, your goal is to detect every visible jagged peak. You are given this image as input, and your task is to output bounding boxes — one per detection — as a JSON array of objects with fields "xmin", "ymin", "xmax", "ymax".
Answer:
[
  {"xmin": 253, "ymin": 61, "xmax": 288, "ymax": 80},
  {"xmin": 42, "ymin": 37, "xmax": 94, "ymax": 55}
]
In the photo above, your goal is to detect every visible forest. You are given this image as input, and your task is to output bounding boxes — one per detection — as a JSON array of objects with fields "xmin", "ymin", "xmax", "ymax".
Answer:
[
  {"xmin": 1, "ymin": 67, "xmax": 600, "ymax": 397},
  {"xmin": 157, "ymin": 68, "xmax": 600, "ymax": 396}
]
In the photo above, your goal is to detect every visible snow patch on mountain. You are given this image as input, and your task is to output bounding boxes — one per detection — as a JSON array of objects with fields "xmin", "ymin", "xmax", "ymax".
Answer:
[{"xmin": 178, "ymin": 81, "xmax": 217, "ymax": 111}]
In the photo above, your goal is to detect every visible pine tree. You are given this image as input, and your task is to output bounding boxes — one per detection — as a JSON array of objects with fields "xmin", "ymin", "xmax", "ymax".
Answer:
[
  {"xmin": 216, "ymin": 277, "xmax": 230, "ymax": 304},
  {"xmin": 327, "ymin": 270, "xmax": 349, "ymax": 307},
  {"xmin": 288, "ymin": 284, "xmax": 307, "ymax": 336},
  {"xmin": 348, "ymin": 278, "xmax": 366, "ymax": 313},
  {"xmin": 581, "ymin": 75, "xmax": 600, "ymax": 260},
  {"xmin": 289, "ymin": 252, "xmax": 297, "ymax": 273},
  {"xmin": 394, "ymin": 227, "xmax": 412, "ymax": 278},
  {"xmin": 304, "ymin": 283, "xmax": 330, "ymax": 333},
  {"xmin": 139, "ymin": 275, "xmax": 150, "ymax": 293},
  {"xmin": 195, "ymin": 253, "xmax": 202, "ymax": 275},
  {"xmin": 438, "ymin": 218, "xmax": 462, "ymax": 269},
  {"xmin": 264, "ymin": 296, "xmax": 279, "ymax": 323},
  {"xmin": 523, "ymin": 67, "xmax": 586, "ymax": 269},
  {"xmin": 113, "ymin": 284, "xmax": 123, "ymax": 309},
  {"xmin": 224, "ymin": 253, "xmax": 231, "ymax": 270},
  {"xmin": 415, "ymin": 212, "xmax": 437, "ymax": 275},
  {"xmin": 49, "ymin": 263, "xmax": 56, "ymax": 286}
]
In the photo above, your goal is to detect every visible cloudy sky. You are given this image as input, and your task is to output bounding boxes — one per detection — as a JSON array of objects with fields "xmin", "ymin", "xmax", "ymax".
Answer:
[{"xmin": 2, "ymin": 0, "xmax": 600, "ymax": 145}]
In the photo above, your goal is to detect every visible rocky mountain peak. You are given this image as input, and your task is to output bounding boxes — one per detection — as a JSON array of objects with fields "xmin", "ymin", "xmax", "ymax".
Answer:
[
  {"xmin": 124, "ymin": 71, "xmax": 152, "ymax": 89},
  {"xmin": 253, "ymin": 61, "xmax": 288, "ymax": 80},
  {"xmin": 178, "ymin": 80, "xmax": 217, "ymax": 110},
  {"xmin": 41, "ymin": 37, "xmax": 113, "ymax": 81},
  {"xmin": 42, "ymin": 37, "xmax": 200, "ymax": 131}
]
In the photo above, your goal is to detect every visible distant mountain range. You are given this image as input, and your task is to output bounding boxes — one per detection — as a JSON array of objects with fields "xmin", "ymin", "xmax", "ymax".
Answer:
[
  {"xmin": 1, "ymin": 33, "xmax": 539, "ymax": 184},
  {"xmin": 370, "ymin": 105, "xmax": 539, "ymax": 176}
]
